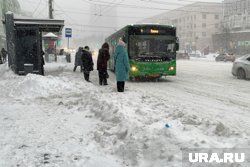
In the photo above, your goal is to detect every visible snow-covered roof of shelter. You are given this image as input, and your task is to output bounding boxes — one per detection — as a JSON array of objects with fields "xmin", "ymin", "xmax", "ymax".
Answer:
[
  {"xmin": 43, "ymin": 32, "xmax": 58, "ymax": 38},
  {"xmin": 4, "ymin": 12, "xmax": 64, "ymax": 32}
]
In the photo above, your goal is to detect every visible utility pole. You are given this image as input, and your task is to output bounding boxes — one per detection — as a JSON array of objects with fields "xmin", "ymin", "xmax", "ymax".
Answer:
[{"xmin": 49, "ymin": 0, "xmax": 54, "ymax": 19}]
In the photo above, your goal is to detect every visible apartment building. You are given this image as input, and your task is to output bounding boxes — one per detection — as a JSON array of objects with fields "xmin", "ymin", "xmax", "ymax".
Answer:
[
  {"xmin": 212, "ymin": 0, "xmax": 250, "ymax": 55},
  {"xmin": 223, "ymin": 0, "xmax": 250, "ymax": 30},
  {"xmin": 140, "ymin": 2, "xmax": 222, "ymax": 52}
]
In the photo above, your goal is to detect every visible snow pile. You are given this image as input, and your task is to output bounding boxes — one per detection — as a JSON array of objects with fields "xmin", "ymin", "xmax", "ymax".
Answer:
[
  {"xmin": 0, "ymin": 64, "xmax": 16, "ymax": 78},
  {"xmin": 88, "ymin": 92, "xmax": 183, "ymax": 166},
  {"xmin": 9, "ymin": 74, "xmax": 76, "ymax": 99},
  {"xmin": 0, "ymin": 63, "xmax": 95, "ymax": 100},
  {"xmin": 88, "ymin": 89, "xmax": 249, "ymax": 166},
  {"xmin": 1, "ymin": 60, "xmax": 250, "ymax": 166}
]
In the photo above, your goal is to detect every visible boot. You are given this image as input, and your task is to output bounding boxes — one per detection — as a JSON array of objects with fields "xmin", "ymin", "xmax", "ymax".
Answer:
[
  {"xmin": 84, "ymin": 73, "xmax": 90, "ymax": 82},
  {"xmin": 99, "ymin": 76, "xmax": 103, "ymax": 85},
  {"xmin": 117, "ymin": 82, "xmax": 123, "ymax": 92},
  {"xmin": 103, "ymin": 78, "xmax": 108, "ymax": 85},
  {"xmin": 121, "ymin": 82, "xmax": 125, "ymax": 92},
  {"xmin": 73, "ymin": 66, "xmax": 77, "ymax": 72}
]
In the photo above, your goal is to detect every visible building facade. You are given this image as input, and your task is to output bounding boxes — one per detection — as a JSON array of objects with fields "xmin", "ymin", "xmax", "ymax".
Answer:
[
  {"xmin": 0, "ymin": 0, "xmax": 21, "ymax": 49},
  {"xmin": 212, "ymin": 0, "xmax": 250, "ymax": 55},
  {"xmin": 223, "ymin": 0, "xmax": 250, "ymax": 30},
  {"xmin": 0, "ymin": 0, "xmax": 4, "ymax": 49},
  {"xmin": 140, "ymin": 2, "xmax": 223, "ymax": 53}
]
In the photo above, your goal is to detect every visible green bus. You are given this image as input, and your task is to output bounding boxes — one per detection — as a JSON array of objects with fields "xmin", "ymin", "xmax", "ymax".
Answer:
[{"xmin": 106, "ymin": 24, "xmax": 179, "ymax": 79}]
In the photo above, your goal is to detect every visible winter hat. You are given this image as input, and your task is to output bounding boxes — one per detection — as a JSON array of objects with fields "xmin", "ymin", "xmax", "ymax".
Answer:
[
  {"xmin": 78, "ymin": 47, "xmax": 83, "ymax": 51},
  {"xmin": 102, "ymin": 42, "xmax": 109, "ymax": 50},
  {"xmin": 84, "ymin": 46, "xmax": 90, "ymax": 50}
]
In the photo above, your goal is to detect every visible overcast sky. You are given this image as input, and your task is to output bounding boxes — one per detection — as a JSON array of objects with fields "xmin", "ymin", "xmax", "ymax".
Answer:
[{"xmin": 18, "ymin": 0, "xmax": 223, "ymax": 47}]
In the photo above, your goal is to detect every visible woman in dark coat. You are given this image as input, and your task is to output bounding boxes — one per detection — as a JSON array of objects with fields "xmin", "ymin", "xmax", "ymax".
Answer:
[
  {"xmin": 73, "ymin": 47, "xmax": 83, "ymax": 72},
  {"xmin": 114, "ymin": 39, "xmax": 130, "ymax": 92},
  {"xmin": 1, "ymin": 48, "xmax": 7, "ymax": 63},
  {"xmin": 0, "ymin": 52, "xmax": 3, "ymax": 64},
  {"xmin": 81, "ymin": 46, "xmax": 94, "ymax": 82},
  {"xmin": 97, "ymin": 42, "xmax": 110, "ymax": 85}
]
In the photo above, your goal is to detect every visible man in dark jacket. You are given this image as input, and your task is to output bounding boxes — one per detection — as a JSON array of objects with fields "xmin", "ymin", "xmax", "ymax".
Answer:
[
  {"xmin": 73, "ymin": 47, "xmax": 83, "ymax": 72},
  {"xmin": 97, "ymin": 42, "xmax": 110, "ymax": 85},
  {"xmin": 81, "ymin": 46, "xmax": 94, "ymax": 82}
]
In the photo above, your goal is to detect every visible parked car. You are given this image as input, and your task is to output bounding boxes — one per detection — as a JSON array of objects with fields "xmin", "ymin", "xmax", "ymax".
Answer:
[
  {"xmin": 215, "ymin": 53, "xmax": 235, "ymax": 62},
  {"xmin": 176, "ymin": 51, "xmax": 190, "ymax": 60},
  {"xmin": 232, "ymin": 55, "xmax": 250, "ymax": 79},
  {"xmin": 189, "ymin": 50, "xmax": 202, "ymax": 57}
]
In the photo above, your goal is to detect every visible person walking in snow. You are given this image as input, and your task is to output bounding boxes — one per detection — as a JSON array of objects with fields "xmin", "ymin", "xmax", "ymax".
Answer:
[
  {"xmin": 97, "ymin": 42, "xmax": 110, "ymax": 85},
  {"xmin": 1, "ymin": 48, "xmax": 7, "ymax": 63},
  {"xmin": 41, "ymin": 50, "xmax": 45, "ymax": 76},
  {"xmin": 114, "ymin": 38, "xmax": 130, "ymax": 92},
  {"xmin": 82, "ymin": 46, "xmax": 94, "ymax": 82},
  {"xmin": 0, "ymin": 52, "xmax": 3, "ymax": 64},
  {"xmin": 73, "ymin": 47, "xmax": 83, "ymax": 72}
]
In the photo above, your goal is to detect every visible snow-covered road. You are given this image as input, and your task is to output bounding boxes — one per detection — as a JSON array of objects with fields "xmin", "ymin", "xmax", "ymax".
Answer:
[{"xmin": 0, "ymin": 58, "xmax": 249, "ymax": 167}]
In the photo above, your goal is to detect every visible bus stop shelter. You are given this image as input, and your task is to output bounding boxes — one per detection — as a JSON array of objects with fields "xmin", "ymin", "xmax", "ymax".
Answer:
[{"xmin": 3, "ymin": 12, "xmax": 64, "ymax": 75}]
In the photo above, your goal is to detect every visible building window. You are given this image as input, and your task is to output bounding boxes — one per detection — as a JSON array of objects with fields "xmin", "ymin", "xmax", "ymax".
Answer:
[
  {"xmin": 215, "ymin": 23, "xmax": 219, "ymax": 28},
  {"xmin": 233, "ymin": 15, "xmax": 241, "ymax": 28},
  {"xmin": 202, "ymin": 13, "xmax": 207, "ymax": 19},
  {"xmin": 248, "ymin": 1, "xmax": 250, "ymax": 12},
  {"xmin": 194, "ymin": 24, "xmax": 196, "ymax": 28},
  {"xmin": 236, "ymin": 1, "xmax": 241, "ymax": 14},
  {"xmin": 202, "ymin": 23, "xmax": 206, "ymax": 28},
  {"xmin": 246, "ymin": 15, "xmax": 250, "ymax": 27},
  {"xmin": 215, "ymin": 15, "xmax": 219, "ymax": 19},
  {"xmin": 202, "ymin": 32, "xmax": 206, "ymax": 37}
]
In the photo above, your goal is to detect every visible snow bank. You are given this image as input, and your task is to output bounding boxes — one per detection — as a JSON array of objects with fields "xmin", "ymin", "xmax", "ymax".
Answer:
[
  {"xmin": 1, "ymin": 61, "xmax": 250, "ymax": 166},
  {"xmin": 88, "ymin": 91, "xmax": 183, "ymax": 166},
  {"xmin": 88, "ymin": 89, "xmax": 249, "ymax": 166},
  {"xmin": 9, "ymin": 74, "xmax": 76, "ymax": 98},
  {"xmin": 0, "ymin": 63, "xmax": 95, "ymax": 100}
]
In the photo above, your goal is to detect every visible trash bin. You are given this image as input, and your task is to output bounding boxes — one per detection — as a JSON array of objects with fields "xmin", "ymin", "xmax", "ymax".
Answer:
[{"xmin": 24, "ymin": 64, "xmax": 33, "ymax": 74}]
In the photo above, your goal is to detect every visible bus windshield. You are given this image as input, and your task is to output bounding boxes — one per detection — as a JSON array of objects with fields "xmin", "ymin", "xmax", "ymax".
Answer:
[{"xmin": 129, "ymin": 35, "xmax": 176, "ymax": 59}]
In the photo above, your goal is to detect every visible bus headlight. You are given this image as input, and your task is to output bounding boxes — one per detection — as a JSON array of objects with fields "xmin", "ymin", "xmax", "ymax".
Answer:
[
  {"xmin": 131, "ymin": 66, "xmax": 138, "ymax": 72},
  {"xmin": 169, "ymin": 66, "xmax": 175, "ymax": 71}
]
